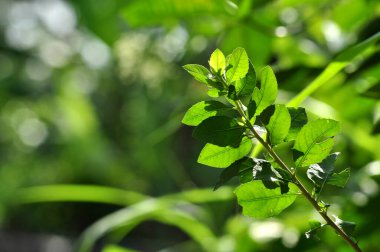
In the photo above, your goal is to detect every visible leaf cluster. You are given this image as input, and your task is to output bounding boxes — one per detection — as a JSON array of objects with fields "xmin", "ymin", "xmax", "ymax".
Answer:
[{"xmin": 182, "ymin": 48, "xmax": 355, "ymax": 239}]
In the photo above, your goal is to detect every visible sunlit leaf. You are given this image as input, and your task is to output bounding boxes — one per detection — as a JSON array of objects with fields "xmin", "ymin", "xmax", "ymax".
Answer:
[
  {"xmin": 182, "ymin": 101, "xmax": 238, "ymax": 126},
  {"xmin": 252, "ymin": 66, "xmax": 278, "ymax": 115},
  {"xmin": 209, "ymin": 48, "xmax": 226, "ymax": 74},
  {"xmin": 234, "ymin": 60, "xmax": 256, "ymax": 103},
  {"xmin": 193, "ymin": 116, "xmax": 245, "ymax": 146},
  {"xmin": 235, "ymin": 181, "xmax": 299, "ymax": 218},
  {"xmin": 294, "ymin": 119, "xmax": 340, "ymax": 167},
  {"xmin": 225, "ymin": 47, "xmax": 249, "ymax": 83},
  {"xmin": 198, "ymin": 137, "xmax": 252, "ymax": 168}
]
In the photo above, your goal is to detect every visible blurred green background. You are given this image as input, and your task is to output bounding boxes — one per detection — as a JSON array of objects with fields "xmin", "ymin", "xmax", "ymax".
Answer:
[{"xmin": 0, "ymin": 0, "xmax": 379, "ymax": 251}]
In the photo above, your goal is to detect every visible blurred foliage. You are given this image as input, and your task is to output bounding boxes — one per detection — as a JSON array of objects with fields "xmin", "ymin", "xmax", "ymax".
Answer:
[{"xmin": 0, "ymin": 0, "xmax": 379, "ymax": 251}]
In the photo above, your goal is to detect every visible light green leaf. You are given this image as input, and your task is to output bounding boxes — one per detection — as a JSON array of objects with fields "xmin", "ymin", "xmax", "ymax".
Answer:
[
  {"xmin": 262, "ymin": 104, "xmax": 291, "ymax": 146},
  {"xmin": 225, "ymin": 47, "xmax": 249, "ymax": 83},
  {"xmin": 209, "ymin": 48, "xmax": 226, "ymax": 74},
  {"xmin": 235, "ymin": 181, "xmax": 299, "ymax": 218},
  {"xmin": 198, "ymin": 137, "xmax": 252, "ymax": 168},
  {"xmin": 288, "ymin": 32, "xmax": 380, "ymax": 107},
  {"xmin": 294, "ymin": 119, "xmax": 340, "ymax": 167},
  {"xmin": 182, "ymin": 101, "xmax": 238, "ymax": 126},
  {"xmin": 328, "ymin": 168, "xmax": 350, "ymax": 188},
  {"xmin": 234, "ymin": 60, "xmax": 256, "ymax": 102},
  {"xmin": 252, "ymin": 66, "xmax": 278, "ymax": 115},
  {"xmin": 285, "ymin": 107, "xmax": 308, "ymax": 141},
  {"xmin": 183, "ymin": 64, "xmax": 211, "ymax": 85},
  {"xmin": 193, "ymin": 116, "xmax": 245, "ymax": 147}
]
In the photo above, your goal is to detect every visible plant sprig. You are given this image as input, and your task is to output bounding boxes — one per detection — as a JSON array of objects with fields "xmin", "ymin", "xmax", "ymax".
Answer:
[{"xmin": 182, "ymin": 47, "xmax": 362, "ymax": 252}]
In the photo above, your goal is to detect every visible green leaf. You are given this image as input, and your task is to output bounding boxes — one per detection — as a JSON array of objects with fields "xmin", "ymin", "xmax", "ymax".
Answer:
[
  {"xmin": 209, "ymin": 48, "xmax": 226, "ymax": 74},
  {"xmin": 252, "ymin": 159, "xmax": 285, "ymax": 191},
  {"xmin": 225, "ymin": 47, "xmax": 249, "ymax": 83},
  {"xmin": 305, "ymin": 220, "xmax": 324, "ymax": 239},
  {"xmin": 234, "ymin": 60, "xmax": 256, "ymax": 101},
  {"xmin": 307, "ymin": 153, "xmax": 343, "ymax": 195},
  {"xmin": 333, "ymin": 215, "xmax": 356, "ymax": 237},
  {"xmin": 294, "ymin": 119, "xmax": 340, "ymax": 167},
  {"xmin": 261, "ymin": 104, "xmax": 291, "ymax": 146},
  {"xmin": 328, "ymin": 168, "xmax": 350, "ymax": 188},
  {"xmin": 183, "ymin": 64, "xmax": 211, "ymax": 85},
  {"xmin": 193, "ymin": 116, "xmax": 245, "ymax": 147},
  {"xmin": 198, "ymin": 137, "xmax": 252, "ymax": 168},
  {"xmin": 235, "ymin": 181, "xmax": 299, "ymax": 218},
  {"xmin": 214, "ymin": 157, "xmax": 255, "ymax": 190},
  {"xmin": 285, "ymin": 108, "xmax": 308, "ymax": 141},
  {"xmin": 287, "ymin": 32, "xmax": 380, "ymax": 107},
  {"xmin": 252, "ymin": 66, "xmax": 278, "ymax": 115},
  {"xmin": 182, "ymin": 101, "xmax": 238, "ymax": 126}
]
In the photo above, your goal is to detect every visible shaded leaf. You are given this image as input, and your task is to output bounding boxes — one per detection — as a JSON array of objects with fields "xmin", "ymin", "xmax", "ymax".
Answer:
[
  {"xmin": 307, "ymin": 153, "xmax": 350, "ymax": 196},
  {"xmin": 261, "ymin": 104, "xmax": 291, "ymax": 146},
  {"xmin": 225, "ymin": 47, "xmax": 249, "ymax": 83},
  {"xmin": 294, "ymin": 119, "xmax": 340, "ymax": 167},
  {"xmin": 193, "ymin": 116, "xmax": 245, "ymax": 146},
  {"xmin": 333, "ymin": 215, "xmax": 356, "ymax": 237},
  {"xmin": 305, "ymin": 220, "xmax": 324, "ymax": 239},
  {"xmin": 214, "ymin": 157, "xmax": 255, "ymax": 190},
  {"xmin": 252, "ymin": 66, "xmax": 278, "ymax": 115},
  {"xmin": 209, "ymin": 48, "xmax": 226, "ymax": 74},
  {"xmin": 197, "ymin": 137, "xmax": 252, "ymax": 168},
  {"xmin": 360, "ymin": 82, "xmax": 380, "ymax": 99},
  {"xmin": 235, "ymin": 181, "xmax": 299, "ymax": 218},
  {"xmin": 182, "ymin": 101, "xmax": 238, "ymax": 126},
  {"xmin": 372, "ymin": 119, "xmax": 380, "ymax": 135},
  {"xmin": 253, "ymin": 159, "xmax": 290, "ymax": 194},
  {"xmin": 328, "ymin": 168, "xmax": 350, "ymax": 188},
  {"xmin": 183, "ymin": 64, "xmax": 211, "ymax": 85},
  {"xmin": 285, "ymin": 107, "xmax": 308, "ymax": 141}
]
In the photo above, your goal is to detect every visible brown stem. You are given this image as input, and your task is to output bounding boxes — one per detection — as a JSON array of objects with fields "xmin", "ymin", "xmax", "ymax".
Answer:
[{"xmin": 235, "ymin": 100, "xmax": 362, "ymax": 252}]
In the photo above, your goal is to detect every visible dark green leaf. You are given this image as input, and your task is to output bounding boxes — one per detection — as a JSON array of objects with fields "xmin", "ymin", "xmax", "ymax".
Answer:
[
  {"xmin": 360, "ymin": 82, "xmax": 380, "ymax": 99},
  {"xmin": 234, "ymin": 60, "xmax": 256, "ymax": 101},
  {"xmin": 235, "ymin": 181, "xmax": 299, "ymax": 218},
  {"xmin": 261, "ymin": 104, "xmax": 291, "ymax": 146},
  {"xmin": 209, "ymin": 48, "xmax": 226, "ymax": 74},
  {"xmin": 214, "ymin": 157, "xmax": 255, "ymax": 190},
  {"xmin": 285, "ymin": 107, "xmax": 308, "ymax": 141},
  {"xmin": 294, "ymin": 119, "xmax": 340, "ymax": 167},
  {"xmin": 197, "ymin": 137, "xmax": 252, "ymax": 168},
  {"xmin": 252, "ymin": 159, "xmax": 290, "ymax": 194},
  {"xmin": 305, "ymin": 220, "xmax": 324, "ymax": 239},
  {"xmin": 372, "ymin": 119, "xmax": 380, "ymax": 135},
  {"xmin": 333, "ymin": 215, "xmax": 356, "ymax": 237},
  {"xmin": 247, "ymin": 100, "xmax": 257, "ymax": 119},
  {"xmin": 225, "ymin": 47, "xmax": 249, "ymax": 83},
  {"xmin": 307, "ymin": 153, "xmax": 349, "ymax": 195},
  {"xmin": 183, "ymin": 64, "xmax": 211, "ymax": 85},
  {"xmin": 252, "ymin": 66, "xmax": 278, "ymax": 115},
  {"xmin": 182, "ymin": 101, "xmax": 238, "ymax": 126},
  {"xmin": 193, "ymin": 116, "xmax": 245, "ymax": 146}
]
